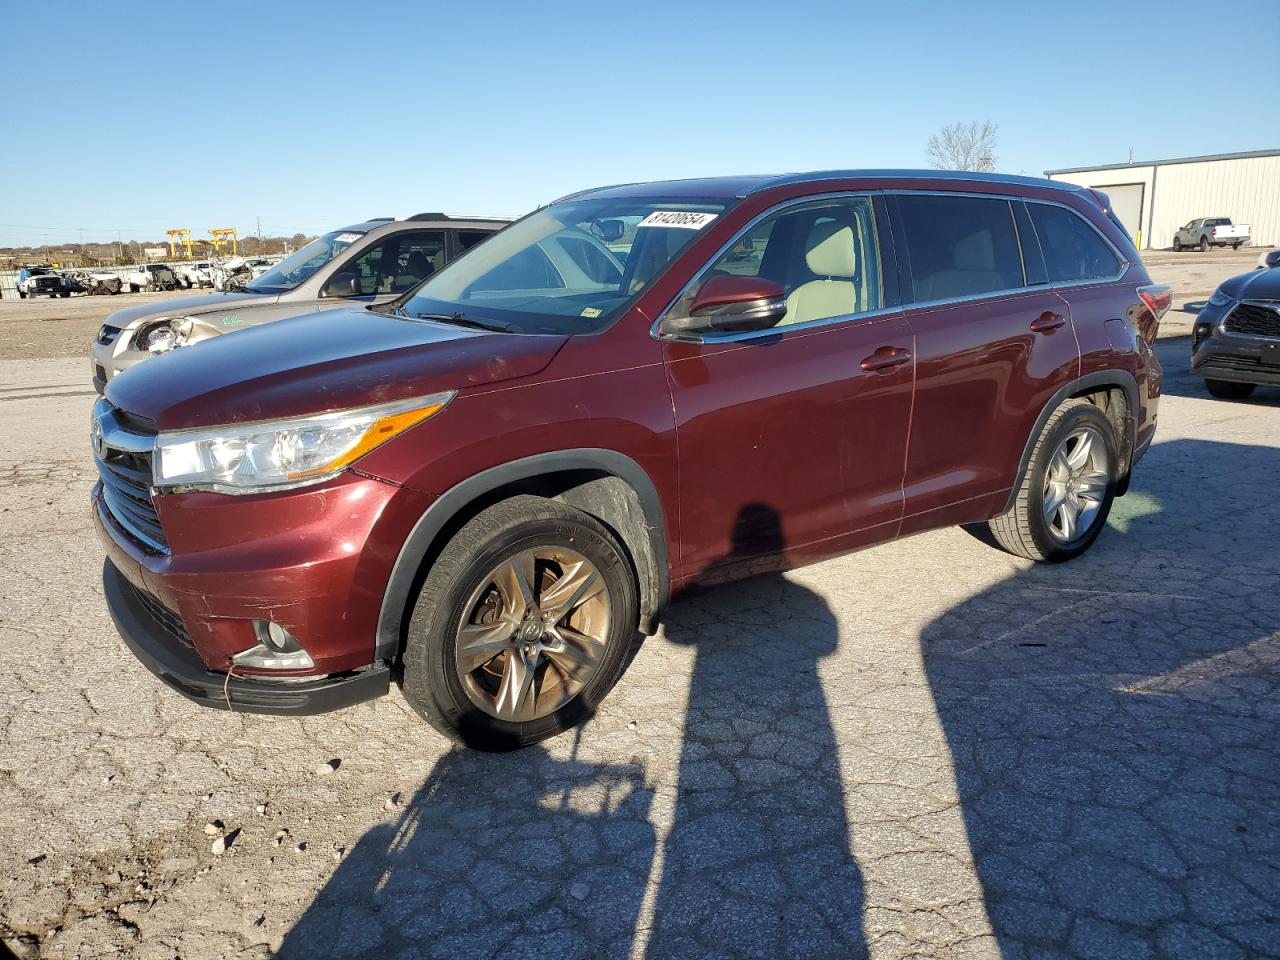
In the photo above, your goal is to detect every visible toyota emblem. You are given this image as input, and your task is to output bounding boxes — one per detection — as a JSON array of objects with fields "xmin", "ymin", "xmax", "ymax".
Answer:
[{"xmin": 91, "ymin": 417, "xmax": 107, "ymax": 459}]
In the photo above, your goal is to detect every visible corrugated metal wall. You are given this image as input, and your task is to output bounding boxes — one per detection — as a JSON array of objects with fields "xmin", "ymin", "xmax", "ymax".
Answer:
[
  {"xmin": 1150, "ymin": 155, "xmax": 1280, "ymax": 250},
  {"xmin": 1048, "ymin": 154, "xmax": 1280, "ymax": 250}
]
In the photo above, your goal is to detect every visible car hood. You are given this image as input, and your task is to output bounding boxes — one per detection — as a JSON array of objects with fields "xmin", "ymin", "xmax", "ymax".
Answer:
[
  {"xmin": 105, "ymin": 292, "xmax": 277, "ymax": 330},
  {"xmin": 106, "ymin": 307, "xmax": 569, "ymax": 430},
  {"xmin": 1220, "ymin": 267, "xmax": 1280, "ymax": 302}
]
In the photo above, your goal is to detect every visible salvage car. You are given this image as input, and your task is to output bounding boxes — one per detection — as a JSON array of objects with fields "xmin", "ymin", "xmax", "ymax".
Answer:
[
  {"xmin": 1191, "ymin": 265, "xmax": 1280, "ymax": 398},
  {"xmin": 1172, "ymin": 217, "xmax": 1250, "ymax": 251},
  {"xmin": 90, "ymin": 214, "xmax": 508, "ymax": 392},
  {"xmin": 93, "ymin": 170, "xmax": 1168, "ymax": 749},
  {"xmin": 125, "ymin": 263, "xmax": 181, "ymax": 293},
  {"xmin": 17, "ymin": 266, "xmax": 75, "ymax": 298}
]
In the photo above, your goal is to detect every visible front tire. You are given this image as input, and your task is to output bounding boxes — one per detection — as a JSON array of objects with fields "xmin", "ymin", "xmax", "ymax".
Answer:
[
  {"xmin": 1205, "ymin": 379, "xmax": 1256, "ymax": 400},
  {"xmin": 984, "ymin": 399, "xmax": 1117, "ymax": 563},
  {"xmin": 400, "ymin": 495, "xmax": 639, "ymax": 751},
  {"xmin": 1173, "ymin": 238, "xmax": 1182, "ymax": 252}
]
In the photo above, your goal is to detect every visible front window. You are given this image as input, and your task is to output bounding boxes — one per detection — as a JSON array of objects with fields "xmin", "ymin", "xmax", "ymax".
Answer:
[
  {"xmin": 246, "ymin": 230, "xmax": 366, "ymax": 293},
  {"xmin": 399, "ymin": 198, "xmax": 729, "ymax": 334}
]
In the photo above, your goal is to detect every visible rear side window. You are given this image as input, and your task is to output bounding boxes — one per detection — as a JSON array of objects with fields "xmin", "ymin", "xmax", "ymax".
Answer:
[
  {"xmin": 896, "ymin": 195, "xmax": 1024, "ymax": 302},
  {"xmin": 1027, "ymin": 203, "xmax": 1122, "ymax": 282}
]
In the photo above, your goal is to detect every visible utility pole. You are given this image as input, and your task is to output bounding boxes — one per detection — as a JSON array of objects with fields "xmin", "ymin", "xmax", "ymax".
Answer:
[{"xmin": 256, "ymin": 216, "xmax": 263, "ymax": 253}]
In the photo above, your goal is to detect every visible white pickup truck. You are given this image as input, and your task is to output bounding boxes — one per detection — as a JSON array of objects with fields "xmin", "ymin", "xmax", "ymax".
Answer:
[{"xmin": 1173, "ymin": 217, "xmax": 1250, "ymax": 252}]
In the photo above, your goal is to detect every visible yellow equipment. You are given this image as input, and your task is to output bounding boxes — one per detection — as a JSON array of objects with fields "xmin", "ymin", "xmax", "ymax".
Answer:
[
  {"xmin": 166, "ymin": 229, "xmax": 194, "ymax": 260},
  {"xmin": 209, "ymin": 228, "xmax": 239, "ymax": 256}
]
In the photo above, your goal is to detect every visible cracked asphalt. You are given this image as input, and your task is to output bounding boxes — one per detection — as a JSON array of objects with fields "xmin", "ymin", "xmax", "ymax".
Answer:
[{"xmin": 1, "ymin": 329, "xmax": 1278, "ymax": 958}]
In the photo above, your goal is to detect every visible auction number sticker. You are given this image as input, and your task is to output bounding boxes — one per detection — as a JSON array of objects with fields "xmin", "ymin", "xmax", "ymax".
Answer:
[
  {"xmin": 334, "ymin": 233, "xmax": 362, "ymax": 243},
  {"xmin": 638, "ymin": 211, "xmax": 718, "ymax": 230}
]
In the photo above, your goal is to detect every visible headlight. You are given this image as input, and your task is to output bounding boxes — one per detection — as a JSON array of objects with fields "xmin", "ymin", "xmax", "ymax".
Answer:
[
  {"xmin": 1207, "ymin": 289, "xmax": 1234, "ymax": 308},
  {"xmin": 137, "ymin": 318, "xmax": 193, "ymax": 354},
  {"xmin": 153, "ymin": 393, "xmax": 453, "ymax": 493}
]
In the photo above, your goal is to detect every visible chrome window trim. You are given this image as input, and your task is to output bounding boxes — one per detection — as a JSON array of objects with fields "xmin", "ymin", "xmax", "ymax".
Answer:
[
  {"xmin": 652, "ymin": 189, "xmax": 1132, "ymax": 345},
  {"xmin": 651, "ymin": 191, "xmax": 890, "ymax": 344}
]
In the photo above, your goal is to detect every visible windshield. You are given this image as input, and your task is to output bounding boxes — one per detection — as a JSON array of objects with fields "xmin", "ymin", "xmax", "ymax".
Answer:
[
  {"xmin": 400, "ymin": 197, "xmax": 729, "ymax": 334},
  {"xmin": 246, "ymin": 230, "xmax": 365, "ymax": 293}
]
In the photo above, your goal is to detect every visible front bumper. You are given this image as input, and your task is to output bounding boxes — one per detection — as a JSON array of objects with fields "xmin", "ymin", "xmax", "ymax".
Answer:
[
  {"xmin": 1191, "ymin": 324, "xmax": 1280, "ymax": 386},
  {"xmin": 90, "ymin": 336, "xmax": 149, "ymax": 394},
  {"xmin": 104, "ymin": 558, "xmax": 390, "ymax": 714}
]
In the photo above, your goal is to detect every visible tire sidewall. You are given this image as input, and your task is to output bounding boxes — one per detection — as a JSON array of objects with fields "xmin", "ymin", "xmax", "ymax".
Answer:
[
  {"xmin": 404, "ymin": 511, "xmax": 637, "ymax": 750},
  {"xmin": 1026, "ymin": 405, "xmax": 1118, "ymax": 562}
]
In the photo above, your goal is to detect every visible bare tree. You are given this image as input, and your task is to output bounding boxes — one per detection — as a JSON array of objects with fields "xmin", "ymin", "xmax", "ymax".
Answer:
[{"xmin": 926, "ymin": 121, "xmax": 999, "ymax": 172}]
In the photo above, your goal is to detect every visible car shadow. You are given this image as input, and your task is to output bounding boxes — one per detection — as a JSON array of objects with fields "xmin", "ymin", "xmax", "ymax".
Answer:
[
  {"xmin": 278, "ymin": 441, "xmax": 1278, "ymax": 959},
  {"xmin": 278, "ymin": 504, "xmax": 866, "ymax": 960},
  {"xmin": 277, "ymin": 741, "xmax": 657, "ymax": 959},
  {"xmin": 921, "ymin": 438, "xmax": 1280, "ymax": 956}
]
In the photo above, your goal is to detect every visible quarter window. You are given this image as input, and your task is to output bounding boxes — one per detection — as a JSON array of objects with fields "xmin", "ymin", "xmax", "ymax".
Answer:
[
  {"xmin": 897, "ymin": 195, "xmax": 1024, "ymax": 301},
  {"xmin": 1027, "ymin": 204, "xmax": 1122, "ymax": 282}
]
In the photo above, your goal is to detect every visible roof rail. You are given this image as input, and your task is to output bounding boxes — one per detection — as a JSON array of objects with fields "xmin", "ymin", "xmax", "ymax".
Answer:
[
  {"xmin": 407, "ymin": 212, "xmax": 450, "ymax": 221},
  {"xmin": 367, "ymin": 217, "xmax": 395, "ymax": 222}
]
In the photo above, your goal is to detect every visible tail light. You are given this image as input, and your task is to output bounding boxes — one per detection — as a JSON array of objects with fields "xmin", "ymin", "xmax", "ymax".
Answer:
[
  {"xmin": 1135, "ymin": 284, "xmax": 1173, "ymax": 344},
  {"xmin": 1137, "ymin": 284, "xmax": 1173, "ymax": 319}
]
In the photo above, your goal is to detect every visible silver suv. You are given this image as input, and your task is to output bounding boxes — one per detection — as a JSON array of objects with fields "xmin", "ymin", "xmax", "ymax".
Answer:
[{"xmin": 90, "ymin": 213, "xmax": 508, "ymax": 392}]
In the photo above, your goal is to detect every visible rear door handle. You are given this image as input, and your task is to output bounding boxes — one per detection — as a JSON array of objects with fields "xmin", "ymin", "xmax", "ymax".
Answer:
[
  {"xmin": 1030, "ymin": 311, "xmax": 1067, "ymax": 333},
  {"xmin": 860, "ymin": 346, "xmax": 912, "ymax": 372}
]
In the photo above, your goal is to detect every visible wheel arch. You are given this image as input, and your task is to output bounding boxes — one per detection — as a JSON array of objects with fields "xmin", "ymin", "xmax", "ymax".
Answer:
[
  {"xmin": 1002, "ymin": 371, "xmax": 1140, "ymax": 514},
  {"xmin": 375, "ymin": 449, "xmax": 670, "ymax": 664}
]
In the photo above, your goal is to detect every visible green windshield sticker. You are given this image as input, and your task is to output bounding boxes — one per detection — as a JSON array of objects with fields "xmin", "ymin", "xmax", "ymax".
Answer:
[{"xmin": 221, "ymin": 316, "xmax": 242, "ymax": 326}]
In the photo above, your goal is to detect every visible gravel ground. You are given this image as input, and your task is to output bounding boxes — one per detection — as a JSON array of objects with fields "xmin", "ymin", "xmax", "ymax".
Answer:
[
  {"xmin": 0, "ymin": 247, "xmax": 1268, "ymax": 362},
  {"xmin": 1, "ymin": 311, "xmax": 1278, "ymax": 956}
]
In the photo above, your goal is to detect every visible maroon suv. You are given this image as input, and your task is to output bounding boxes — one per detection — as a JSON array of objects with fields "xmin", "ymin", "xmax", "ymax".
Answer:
[{"xmin": 94, "ymin": 170, "xmax": 1170, "ymax": 749}]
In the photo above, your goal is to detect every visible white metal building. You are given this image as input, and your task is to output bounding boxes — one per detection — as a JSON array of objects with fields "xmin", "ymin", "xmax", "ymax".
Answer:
[{"xmin": 1045, "ymin": 149, "xmax": 1280, "ymax": 251}]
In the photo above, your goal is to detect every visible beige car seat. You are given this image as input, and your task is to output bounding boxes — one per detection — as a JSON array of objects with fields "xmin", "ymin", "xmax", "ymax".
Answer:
[{"xmin": 781, "ymin": 222, "xmax": 859, "ymax": 326}]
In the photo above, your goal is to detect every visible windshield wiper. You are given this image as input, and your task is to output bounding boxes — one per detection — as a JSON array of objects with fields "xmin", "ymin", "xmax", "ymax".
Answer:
[{"xmin": 416, "ymin": 311, "xmax": 515, "ymax": 333}]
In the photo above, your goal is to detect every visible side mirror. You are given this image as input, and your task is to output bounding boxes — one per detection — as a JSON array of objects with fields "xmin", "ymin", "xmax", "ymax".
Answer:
[
  {"xmin": 663, "ymin": 275, "xmax": 787, "ymax": 337},
  {"xmin": 322, "ymin": 273, "xmax": 360, "ymax": 298}
]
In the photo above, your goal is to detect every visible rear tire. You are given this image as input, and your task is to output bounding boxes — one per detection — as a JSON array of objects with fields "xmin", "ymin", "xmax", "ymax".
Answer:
[
  {"xmin": 983, "ymin": 399, "xmax": 1118, "ymax": 563},
  {"xmin": 1199, "ymin": 236, "xmax": 1209, "ymax": 252},
  {"xmin": 1205, "ymin": 379, "xmax": 1256, "ymax": 400},
  {"xmin": 400, "ymin": 495, "xmax": 639, "ymax": 751},
  {"xmin": 1233, "ymin": 243, "xmax": 1242, "ymax": 251}
]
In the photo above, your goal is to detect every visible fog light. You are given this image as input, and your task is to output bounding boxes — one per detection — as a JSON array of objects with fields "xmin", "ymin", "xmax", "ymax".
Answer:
[
  {"xmin": 231, "ymin": 622, "xmax": 316, "ymax": 670},
  {"xmin": 260, "ymin": 620, "xmax": 298, "ymax": 652}
]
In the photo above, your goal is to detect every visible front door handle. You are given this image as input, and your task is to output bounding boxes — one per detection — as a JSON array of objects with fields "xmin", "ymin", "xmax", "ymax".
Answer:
[
  {"xmin": 860, "ymin": 346, "xmax": 912, "ymax": 372},
  {"xmin": 1030, "ymin": 311, "xmax": 1067, "ymax": 333}
]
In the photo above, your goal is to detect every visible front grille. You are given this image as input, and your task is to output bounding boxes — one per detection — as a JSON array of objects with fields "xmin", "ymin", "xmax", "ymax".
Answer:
[
  {"xmin": 1224, "ymin": 301, "xmax": 1280, "ymax": 338},
  {"xmin": 126, "ymin": 580, "xmax": 192, "ymax": 649},
  {"xmin": 94, "ymin": 403, "xmax": 168, "ymax": 552}
]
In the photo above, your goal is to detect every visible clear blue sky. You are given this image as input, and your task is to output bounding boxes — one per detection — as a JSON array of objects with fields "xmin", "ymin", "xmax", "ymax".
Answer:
[{"xmin": 2, "ymin": 0, "xmax": 1276, "ymax": 247}]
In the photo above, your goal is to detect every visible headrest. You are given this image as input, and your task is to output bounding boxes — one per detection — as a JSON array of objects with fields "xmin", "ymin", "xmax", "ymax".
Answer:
[
  {"xmin": 954, "ymin": 230, "xmax": 996, "ymax": 271},
  {"xmin": 804, "ymin": 222, "xmax": 858, "ymax": 278}
]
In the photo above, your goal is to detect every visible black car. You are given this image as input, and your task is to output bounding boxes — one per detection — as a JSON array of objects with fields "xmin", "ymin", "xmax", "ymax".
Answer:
[{"xmin": 1192, "ymin": 267, "xmax": 1280, "ymax": 398}]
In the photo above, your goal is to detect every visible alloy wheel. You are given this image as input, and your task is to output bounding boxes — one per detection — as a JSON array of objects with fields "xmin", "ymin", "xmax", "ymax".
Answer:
[
  {"xmin": 454, "ymin": 547, "xmax": 611, "ymax": 722},
  {"xmin": 1042, "ymin": 425, "xmax": 1109, "ymax": 544}
]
